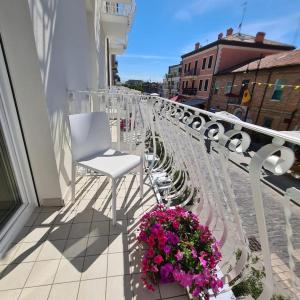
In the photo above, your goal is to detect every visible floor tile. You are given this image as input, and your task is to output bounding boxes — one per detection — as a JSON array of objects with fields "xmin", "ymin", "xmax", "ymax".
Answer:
[
  {"xmin": 92, "ymin": 209, "xmax": 111, "ymax": 222},
  {"xmin": 0, "ymin": 262, "xmax": 33, "ymax": 290},
  {"xmin": 54, "ymin": 210, "xmax": 76, "ymax": 224},
  {"xmin": 48, "ymin": 281, "xmax": 80, "ymax": 300},
  {"xmin": 34, "ymin": 211, "xmax": 59, "ymax": 225},
  {"xmin": 0, "ymin": 289, "xmax": 21, "ymax": 300},
  {"xmin": 86, "ymin": 236, "xmax": 109, "ymax": 256},
  {"xmin": 25, "ymin": 259, "xmax": 60, "ymax": 287},
  {"xmin": 48, "ymin": 224, "xmax": 71, "ymax": 240},
  {"xmin": 73, "ymin": 210, "xmax": 93, "ymax": 223},
  {"xmin": 12, "ymin": 241, "xmax": 43, "ymax": 263},
  {"xmin": 107, "ymin": 252, "xmax": 130, "ymax": 277},
  {"xmin": 108, "ymin": 234, "xmax": 129, "ymax": 253},
  {"xmin": 13, "ymin": 227, "xmax": 31, "ymax": 243},
  {"xmin": 24, "ymin": 213, "xmax": 39, "ymax": 227},
  {"xmin": 106, "ymin": 275, "xmax": 133, "ymax": 300},
  {"xmin": 90, "ymin": 221, "xmax": 110, "ymax": 236},
  {"xmin": 54, "ymin": 257, "xmax": 84, "ymax": 283},
  {"xmin": 159, "ymin": 282, "xmax": 187, "ymax": 298},
  {"xmin": 81, "ymin": 255, "xmax": 107, "ymax": 280},
  {"xmin": 37, "ymin": 240, "xmax": 66, "ymax": 261},
  {"xmin": 63, "ymin": 238, "xmax": 88, "ymax": 258},
  {"xmin": 22, "ymin": 226, "xmax": 50, "ymax": 243},
  {"xmin": 110, "ymin": 219, "xmax": 128, "ymax": 235},
  {"xmin": 165, "ymin": 296, "xmax": 189, "ymax": 300},
  {"xmin": 0, "ymin": 243, "xmax": 20, "ymax": 265},
  {"xmin": 77, "ymin": 278, "xmax": 106, "ymax": 300},
  {"xmin": 131, "ymin": 273, "xmax": 160, "ymax": 300},
  {"xmin": 19, "ymin": 285, "xmax": 51, "ymax": 300},
  {"xmin": 69, "ymin": 222, "xmax": 91, "ymax": 239}
]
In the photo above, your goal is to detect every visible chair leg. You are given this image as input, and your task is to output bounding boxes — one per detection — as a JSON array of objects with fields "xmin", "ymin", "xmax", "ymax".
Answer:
[
  {"xmin": 111, "ymin": 178, "xmax": 117, "ymax": 226},
  {"xmin": 71, "ymin": 162, "xmax": 76, "ymax": 202},
  {"xmin": 139, "ymin": 162, "xmax": 144, "ymax": 199}
]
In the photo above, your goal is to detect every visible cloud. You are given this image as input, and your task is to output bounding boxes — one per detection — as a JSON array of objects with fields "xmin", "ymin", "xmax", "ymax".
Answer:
[
  {"xmin": 122, "ymin": 54, "xmax": 178, "ymax": 60},
  {"xmin": 174, "ymin": 0, "xmax": 233, "ymax": 21},
  {"xmin": 242, "ymin": 13, "xmax": 300, "ymax": 44}
]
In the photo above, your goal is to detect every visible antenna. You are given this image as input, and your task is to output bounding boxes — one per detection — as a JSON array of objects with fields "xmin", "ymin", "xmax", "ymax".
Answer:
[
  {"xmin": 238, "ymin": 1, "xmax": 247, "ymax": 34},
  {"xmin": 292, "ymin": 19, "xmax": 300, "ymax": 46}
]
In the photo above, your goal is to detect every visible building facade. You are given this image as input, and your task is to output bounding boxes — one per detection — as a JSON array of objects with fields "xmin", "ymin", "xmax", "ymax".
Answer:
[
  {"xmin": 210, "ymin": 50, "xmax": 300, "ymax": 131},
  {"xmin": 180, "ymin": 28, "xmax": 295, "ymax": 108},
  {"xmin": 162, "ymin": 63, "xmax": 182, "ymax": 98},
  {"xmin": 0, "ymin": 0, "xmax": 134, "ymax": 253}
]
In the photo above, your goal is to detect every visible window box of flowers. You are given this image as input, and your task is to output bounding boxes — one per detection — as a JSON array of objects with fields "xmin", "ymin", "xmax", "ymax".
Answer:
[{"xmin": 137, "ymin": 204, "xmax": 223, "ymax": 299}]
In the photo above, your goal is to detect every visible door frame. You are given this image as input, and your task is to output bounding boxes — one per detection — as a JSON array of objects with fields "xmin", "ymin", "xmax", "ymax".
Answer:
[{"xmin": 0, "ymin": 35, "xmax": 38, "ymax": 255}]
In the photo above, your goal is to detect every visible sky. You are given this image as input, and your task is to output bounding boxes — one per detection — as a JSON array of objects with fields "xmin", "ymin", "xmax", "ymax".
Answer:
[{"xmin": 118, "ymin": 0, "xmax": 300, "ymax": 83}]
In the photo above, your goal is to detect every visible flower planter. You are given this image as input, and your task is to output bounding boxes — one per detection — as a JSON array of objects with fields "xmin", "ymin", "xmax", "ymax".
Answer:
[{"xmin": 137, "ymin": 204, "xmax": 223, "ymax": 299}]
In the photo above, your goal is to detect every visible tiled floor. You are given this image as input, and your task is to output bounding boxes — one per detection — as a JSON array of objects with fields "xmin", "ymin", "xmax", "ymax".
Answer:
[{"xmin": 0, "ymin": 174, "xmax": 189, "ymax": 300}]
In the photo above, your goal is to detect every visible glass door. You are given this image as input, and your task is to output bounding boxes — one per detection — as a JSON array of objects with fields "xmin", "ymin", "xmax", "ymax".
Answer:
[{"xmin": 0, "ymin": 122, "xmax": 22, "ymax": 229}]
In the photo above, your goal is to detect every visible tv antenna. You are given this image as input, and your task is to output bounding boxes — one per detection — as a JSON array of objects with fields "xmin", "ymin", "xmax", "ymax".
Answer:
[{"xmin": 238, "ymin": 1, "xmax": 247, "ymax": 34}]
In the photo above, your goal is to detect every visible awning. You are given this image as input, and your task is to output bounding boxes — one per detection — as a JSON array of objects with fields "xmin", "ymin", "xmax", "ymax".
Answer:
[{"xmin": 182, "ymin": 98, "xmax": 206, "ymax": 107}]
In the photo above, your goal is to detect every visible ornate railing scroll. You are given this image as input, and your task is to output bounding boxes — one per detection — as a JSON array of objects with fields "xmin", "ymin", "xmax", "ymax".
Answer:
[
  {"xmin": 141, "ymin": 95, "xmax": 300, "ymax": 299},
  {"xmin": 69, "ymin": 88, "xmax": 300, "ymax": 298}
]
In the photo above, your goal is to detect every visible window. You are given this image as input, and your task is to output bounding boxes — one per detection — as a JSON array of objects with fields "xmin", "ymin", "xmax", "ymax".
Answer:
[
  {"xmin": 182, "ymin": 81, "xmax": 185, "ymax": 89},
  {"xmin": 194, "ymin": 60, "xmax": 198, "ymax": 75},
  {"xmin": 208, "ymin": 55, "xmax": 213, "ymax": 68},
  {"xmin": 214, "ymin": 82, "xmax": 219, "ymax": 94},
  {"xmin": 204, "ymin": 79, "xmax": 209, "ymax": 91},
  {"xmin": 202, "ymin": 58, "xmax": 207, "ymax": 69},
  {"xmin": 263, "ymin": 117, "xmax": 273, "ymax": 128},
  {"xmin": 184, "ymin": 64, "xmax": 187, "ymax": 73},
  {"xmin": 185, "ymin": 81, "xmax": 188, "ymax": 88},
  {"xmin": 192, "ymin": 80, "xmax": 195, "ymax": 89},
  {"xmin": 199, "ymin": 80, "xmax": 203, "ymax": 91},
  {"xmin": 188, "ymin": 63, "xmax": 191, "ymax": 72},
  {"xmin": 224, "ymin": 81, "xmax": 232, "ymax": 94},
  {"xmin": 272, "ymin": 79, "xmax": 286, "ymax": 101}
]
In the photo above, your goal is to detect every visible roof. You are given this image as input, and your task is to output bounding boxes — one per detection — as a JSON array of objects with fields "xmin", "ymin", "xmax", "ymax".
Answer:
[
  {"xmin": 232, "ymin": 49, "xmax": 300, "ymax": 73},
  {"xmin": 181, "ymin": 33, "xmax": 295, "ymax": 59}
]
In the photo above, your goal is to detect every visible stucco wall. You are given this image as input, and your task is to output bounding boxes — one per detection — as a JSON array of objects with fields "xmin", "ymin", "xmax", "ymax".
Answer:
[{"xmin": 28, "ymin": 0, "xmax": 104, "ymax": 202}]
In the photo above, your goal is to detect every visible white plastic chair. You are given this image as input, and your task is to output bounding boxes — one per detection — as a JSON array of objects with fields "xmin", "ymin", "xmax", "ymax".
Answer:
[{"xmin": 68, "ymin": 112, "xmax": 143, "ymax": 225}]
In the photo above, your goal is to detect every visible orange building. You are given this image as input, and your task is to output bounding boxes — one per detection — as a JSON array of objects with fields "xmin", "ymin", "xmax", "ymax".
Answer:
[
  {"xmin": 180, "ymin": 28, "xmax": 294, "ymax": 108},
  {"xmin": 210, "ymin": 50, "xmax": 300, "ymax": 131}
]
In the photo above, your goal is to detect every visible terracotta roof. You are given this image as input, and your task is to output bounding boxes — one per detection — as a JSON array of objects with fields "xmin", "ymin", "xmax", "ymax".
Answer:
[
  {"xmin": 232, "ymin": 49, "xmax": 300, "ymax": 73},
  {"xmin": 223, "ymin": 33, "xmax": 293, "ymax": 47},
  {"xmin": 181, "ymin": 33, "xmax": 295, "ymax": 59}
]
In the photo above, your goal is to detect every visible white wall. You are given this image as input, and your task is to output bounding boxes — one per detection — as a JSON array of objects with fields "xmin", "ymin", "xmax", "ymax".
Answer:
[
  {"xmin": 0, "ymin": 0, "xmax": 62, "ymax": 205},
  {"xmin": 28, "ymin": 0, "xmax": 106, "ymax": 202}
]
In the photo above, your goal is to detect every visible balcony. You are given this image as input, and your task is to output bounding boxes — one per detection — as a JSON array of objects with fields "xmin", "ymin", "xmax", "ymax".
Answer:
[
  {"xmin": 1, "ymin": 88, "xmax": 300, "ymax": 299},
  {"xmin": 101, "ymin": 1, "xmax": 135, "ymax": 39},
  {"xmin": 182, "ymin": 69, "xmax": 199, "ymax": 77},
  {"xmin": 182, "ymin": 87, "xmax": 197, "ymax": 95}
]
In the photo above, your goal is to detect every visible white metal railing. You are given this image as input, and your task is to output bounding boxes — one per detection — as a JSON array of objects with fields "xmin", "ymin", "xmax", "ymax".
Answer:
[
  {"xmin": 102, "ymin": 1, "xmax": 135, "ymax": 22},
  {"xmin": 68, "ymin": 88, "xmax": 300, "ymax": 299}
]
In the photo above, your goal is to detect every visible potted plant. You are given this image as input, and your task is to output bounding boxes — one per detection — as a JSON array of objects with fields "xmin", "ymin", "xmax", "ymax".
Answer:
[{"xmin": 138, "ymin": 204, "xmax": 223, "ymax": 299}]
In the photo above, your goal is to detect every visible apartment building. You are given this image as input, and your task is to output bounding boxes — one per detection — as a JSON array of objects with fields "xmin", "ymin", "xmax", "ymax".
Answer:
[
  {"xmin": 0, "ymin": 0, "xmax": 134, "ymax": 253},
  {"xmin": 162, "ymin": 63, "xmax": 182, "ymax": 98},
  {"xmin": 210, "ymin": 50, "xmax": 300, "ymax": 131},
  {"xmin": 180, "ymin": 28, "xmax": 295, "ymax": 108}
]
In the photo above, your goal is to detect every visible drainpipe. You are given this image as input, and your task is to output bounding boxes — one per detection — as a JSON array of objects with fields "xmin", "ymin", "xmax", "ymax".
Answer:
[
  {"xmin": 225, "ymin": 73, "xmax": 236, "ymax": 111},
  {"xmin": 207, "ymin": 44, "xmax": 220, "ymax": 110},
  {"xmin": 244, "ymin": 54, "xmax": 263, "ymax": 122},
  {"xmin": 255, "ymin": 70, "xmax": 272, "ymax": 125},
  {"xmin": 107, "ymin": 38, "xmax": 111, "ymax": 87}
]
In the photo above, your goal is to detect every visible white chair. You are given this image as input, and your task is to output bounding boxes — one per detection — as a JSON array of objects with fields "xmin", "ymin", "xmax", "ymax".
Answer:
[{"xmin": 68, "ymin": 112, "xmax": 143, "ymax": 225}]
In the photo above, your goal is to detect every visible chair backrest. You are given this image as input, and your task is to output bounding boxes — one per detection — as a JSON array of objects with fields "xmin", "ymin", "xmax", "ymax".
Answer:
[{"xmin": 68, "ymin": 112, "xmax": 111, "ymax": 161}]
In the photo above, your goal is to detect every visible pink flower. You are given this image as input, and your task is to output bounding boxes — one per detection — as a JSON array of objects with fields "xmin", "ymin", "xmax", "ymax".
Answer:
[
  {"xmin": 163, "ymin": 245, "xmax": 171, "ymax": 254},
  {"xmin": 199, "ymin": 254, "xmax": 207, "ymax": 267},
  {"xmin": 154, "ymin": 255, "xmax": 163, "ymax": 265},
  {"xmin": 147, "ymin": 248, "xmax": 154, "ymax": 257},
  {"xmin": 172, "ymin": 220, "xmax": 180, "ymax": 230},
  {"xmin": 175, "ymin": 250, "xmax": 183, "ymax": 261},
  {"xmin": 179, "ymin": 273, "xmax": 193, "ymax": 287}
]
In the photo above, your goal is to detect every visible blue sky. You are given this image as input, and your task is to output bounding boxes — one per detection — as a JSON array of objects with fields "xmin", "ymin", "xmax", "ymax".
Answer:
[{"xmin": 118, "ymin": 0, "xmax": 300, "ymax": 83}]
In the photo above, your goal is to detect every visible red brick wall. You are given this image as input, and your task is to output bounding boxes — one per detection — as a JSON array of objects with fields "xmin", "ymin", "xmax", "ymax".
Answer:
[{"xmin": 211, "ymin": 66, "xmax": 300, "ymax": 130}]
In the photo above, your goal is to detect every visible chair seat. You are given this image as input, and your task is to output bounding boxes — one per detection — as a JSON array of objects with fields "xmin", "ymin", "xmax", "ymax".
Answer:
[{"xmin": 77, "ymin": 149, "xmax": 141, "ymax": 179}]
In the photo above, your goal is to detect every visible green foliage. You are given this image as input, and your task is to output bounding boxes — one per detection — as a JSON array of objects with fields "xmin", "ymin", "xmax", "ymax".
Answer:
[{"xmin": 271, "ymin": 295, "xmax": 290, "ymax": 300}]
